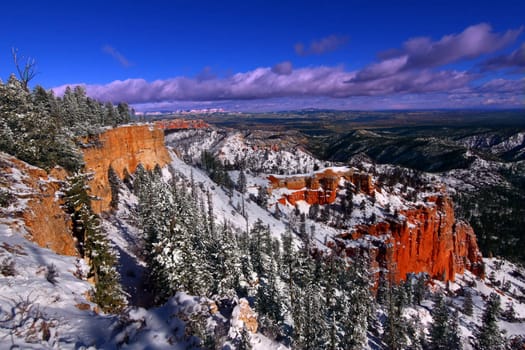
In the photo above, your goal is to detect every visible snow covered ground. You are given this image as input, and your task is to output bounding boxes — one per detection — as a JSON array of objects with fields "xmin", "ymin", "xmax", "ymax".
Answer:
[{"xmin": 1, "ymin": 129, "xmax": 525, "ymax": 348}]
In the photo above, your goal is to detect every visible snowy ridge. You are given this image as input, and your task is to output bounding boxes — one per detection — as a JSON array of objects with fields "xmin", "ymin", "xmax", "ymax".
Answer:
[{"xmin": 166, "ymin": 128, "xmax": 321, "ymax": 175}]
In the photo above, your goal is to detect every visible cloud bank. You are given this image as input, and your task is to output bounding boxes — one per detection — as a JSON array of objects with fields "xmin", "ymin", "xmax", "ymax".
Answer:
[{"xmin": 53, "ymin": 24, "xmax": 524, "ymax": 111}]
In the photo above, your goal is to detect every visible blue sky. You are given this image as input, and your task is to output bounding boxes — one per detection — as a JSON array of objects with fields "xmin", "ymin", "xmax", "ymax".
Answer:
[{"xmin": 0, "ymin": 0, "xmax": 524, "ymax": 111}]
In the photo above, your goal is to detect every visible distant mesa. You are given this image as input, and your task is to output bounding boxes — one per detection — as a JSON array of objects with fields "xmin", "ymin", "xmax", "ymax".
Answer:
[{"xmin": 154, "ymin": 118, "xmax": 211, "ymax": 131}]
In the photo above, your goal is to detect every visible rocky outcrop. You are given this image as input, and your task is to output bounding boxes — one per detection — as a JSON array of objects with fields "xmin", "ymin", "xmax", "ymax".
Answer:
[
  {"xmin": 154, "ymin": 119, "xmax": 210, "ymax": 131},
  {"xmin": 82, "ymin": 125, "xmax": 171, "ymax": 213},
  {"xmin": 0, "ymin": 154, "xmax": 77, "ymax": 256},
  {"xmin": 334, "ymin": 195, "xmax": 483, "ymax": 282},
  {"xmin": 231, "ymin": 298, "xmax": 258, "ymax": 333},
  {"xmin": 269, "ymin": 167, "xmax": 373, "ymax": 206},
  {"xmin": 279, "ymin": 189, "xmax": 337, "ymax": 206}
]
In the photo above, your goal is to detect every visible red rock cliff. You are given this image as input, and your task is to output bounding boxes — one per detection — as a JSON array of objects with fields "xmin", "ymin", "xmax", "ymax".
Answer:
[
  {"xmin": 82, "ymin": 125, "xmax": 171, "ymax": 213},
  {"xmin": 0, "ymin": 154, "xmax": 77, "ymax": 256},
  {"xmin": 269, "ymin": 168, "xmax": 373, "ymax": 206},
  {"xmin": 335, "ymin": 195, "xmax": 483, "ymax": 282}
]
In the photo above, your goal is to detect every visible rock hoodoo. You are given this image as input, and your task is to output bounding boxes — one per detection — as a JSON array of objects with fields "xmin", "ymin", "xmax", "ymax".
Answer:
[
  {"xmin": 269, "ymin": 168, "xmax": 373, "ymax": 206},
  {"xmin": 269, "ymin": 167, "xmax": 483, "ymax": 283},
  {"xmin": 334, "ymin": 195, "xmax": 483, "ymax": 282}
]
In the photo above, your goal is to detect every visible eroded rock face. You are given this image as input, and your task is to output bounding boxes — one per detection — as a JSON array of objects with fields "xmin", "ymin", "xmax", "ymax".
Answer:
[
  {"xmin": 335, "ymin": 195, "xmax": 483, "ymax": 282},
  {"xmin": 232, "ymin": 298, "xmax": 258, "ymax": 333},
  {"xmin": 269, "ymin": 168, "xmax": 373, "ymax": 206},
  {"xmin": 0, "ymin": 154, "xmax": 77, "ymax": 256},
  {"xmin": 82, "ymin": 125, "xmax": 171, "ymax": 213}
]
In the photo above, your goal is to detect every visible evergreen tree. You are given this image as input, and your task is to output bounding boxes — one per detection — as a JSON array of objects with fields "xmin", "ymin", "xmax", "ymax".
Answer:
[
  {"xmin": 273, "ymin": 203, "xmax": 282, "ymax": 219},
  {"xmin": 237, "ymin": 169, "xmax": 247, "ymax": 193},
  {"xmin": 62, "ymin": 172, "xmax": 126, "ymax": 312},
  {"xmin": 502, "ymin": 301, "xmax": 516, "ymax": 322},
  {"xmin": 108, "ymin": 165, "xmax": 120, "ymax": 210},
  {"xmin": 250, "ymin": 220, "xmax": 284, "ymax": 334},
  {"xmin": 429, "ymin": 293, "xmax": 454, "ymax": 350},
  {"xmin": 463, "ymin": 289, "xmax": 474, "ymax": 316},
  {"xmin": 233, "ymin": 326, "xmax": 253, "ymax": 350},
  {"xmin": 474, "ymin": 292, "xmax": 505, "ymax": 350},
  {"xmin": 383, "ymin": 284, "xmax": 408, "ymax": 350},
  {"xmin": 0, "ymin": 76, "xmax": 81, "ymax": 171},
  {"xmin": 413, "ymin": 273, "xmax": 427, "ymax": 306},
  {"xmin": 336, "ymin": 253, "xmax": 374, "ymax": 349},
  {"xmin": 209, "ymin": 222, "xmax": 242, "ymax": 298},
  {"xmin": 117, "ymin": 102, "xmax": 131, "ymax": 124},
  {"xmin": 256, "ymin": 186, "xmax": 268, "ymax": 208},
  {"xmin": 447, "ymin": 310, "xmax": 462, "ymax": 350}
]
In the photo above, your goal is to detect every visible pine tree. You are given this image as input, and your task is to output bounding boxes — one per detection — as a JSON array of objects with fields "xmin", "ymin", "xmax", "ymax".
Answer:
[
  {"xmin": 256, "ymin": 186, "xmax": 268, "ymax": 208},
  {"xmin": 209, "ymin": 222, "xmax": 242, "ymax": 298},
  {"xmin": 383, "ymin": 284, "xmax": 408, "ymax": 350},
  {"xmin": 413, "ymin": 273, "xmax": 427, "ymax": 306},
  {"xmin": 474, "ymin": 292, "xmax": 505, "ymax": 350},
  {"xmin": 0, "ymin": 76, "xmax": 81, "ymax": 171},
  {"xmin": 137, "ymin": 171, "xmax": 174, "ymax": 302},
  {"xmin": 429, "ymin": 293, "xmax": 451, "ymax": 350},
  {"xmin": 447, "ymin": 310, "xmax": 462, "ymax": 350},
  {"xmin": 237, "ymin": 169, "xmax": 247, "ymax": 193},
  {"xmin": 463, "ymin": 289, "xmax": 474, "ymax": 316},
  {"xmin": 62, "ymin": 172, "xmax": 126, "ymax": 312},
  {"xmin": 116, "ymin": 102, "xmax": 131, "ymax": 124},
  {"xmin": 335, "ymin": 253, "xmax": 375, "ymax": 350},
  {"xmin": 273, "ymin": 203, "xmax": 282, "ymax": 219},
  {"xmin": 502, "ymin": 301, "xmax": 516, "ymax": 322},
  {"xmin": 250, "ymin": 221, "xmax": 284, "ymax": 335},
  {"xmin": 108, "ymin": 165, "xmax": 120, "ymax": 210},
  {"xmin": 235, "ymin": 326, "xmax": 253, "ymax": 350},
  {"xmin": 290, "ymin": 240, "xmax": 327, "ymax": 349}
]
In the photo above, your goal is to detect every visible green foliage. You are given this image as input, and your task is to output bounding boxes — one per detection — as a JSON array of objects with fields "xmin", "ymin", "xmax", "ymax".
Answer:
[
  {"xmin": 200, "ymin": 151, "xmax": 233, "ymax": 189},
  {"xmin": 137, "ymin": 169, "xmax": 245, "ymax": 303},
  {"xmin": 429, "ymin": 293, "xmax": 462, "ymax": 350},
  {"xmin": 474, "ymin": 292, "xmax": 506, "ymax": 350},
  {"xmin": 463, "ymin": 289, "xmax": 474, "ymax": 316},
  {"xmin": 0, "ymin": 189, "xmax": 14, "ymax": 207},
  {"xmin": 0, "ymin": 76, "xmax": 83, "ymax": 171},
  {"xmin": 62, "ymin": 172, "xmax": 126, "ymax": 313},
  {"xmin": 0, "ymin": 76, "xmax": 131, "ymax": 172},
  {"xmin": 108, "ymin": 165, "xmax": 120, "ymax": 210},
  {"xmin": 237, "ymin": 169, "xmax": 247, "ymax": 193},
  {"xmin": 455, "ymin": 183, "xmax": 525, "ymax": 262}
]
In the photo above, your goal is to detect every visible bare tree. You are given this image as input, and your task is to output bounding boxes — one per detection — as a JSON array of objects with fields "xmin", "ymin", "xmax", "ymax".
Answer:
[{"xmin": 11, "ymin": 48, "xmax": 37, "ymax": 91}]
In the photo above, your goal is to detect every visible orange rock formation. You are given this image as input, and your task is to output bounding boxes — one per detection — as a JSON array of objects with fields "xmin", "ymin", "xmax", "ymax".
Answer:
[
  {"xmin": 0, "ymin": 155, "xmax": 77, "ymax": 256},
  {"xmin": 82, "ymin": 125, "xmax": 171, "ymax": 213},
  {"xmin": 269, "ymin": 168, "xmax": 373, "ymax": 206},
  {"xmin": 236, "ymin": 298, "xmax": 258, "ymax": 333},
  {"xmin": 334, "ymin": 195, "xmax": 483, "ymax": 282}
]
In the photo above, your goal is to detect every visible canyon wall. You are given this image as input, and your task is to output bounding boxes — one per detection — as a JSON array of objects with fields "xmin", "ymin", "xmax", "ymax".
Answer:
[
  {"xmin": 82, "ymin": 125, "xmax": 171, "ymax": 213},
  {"xmin": 334, "ymin": 195, "xmax": 483, "ymax": 282},
  {"xmin": 0, "ymin": 154, "xmax": 77, "ymax": 256},
  {"xmin": 1, "ymin": 124, "xmax": 172, "ymax": 257}
]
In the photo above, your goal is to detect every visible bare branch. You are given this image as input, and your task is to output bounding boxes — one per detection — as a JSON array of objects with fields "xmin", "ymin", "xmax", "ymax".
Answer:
[{"xmin": 11, "ymin": 48, "xmax": 38, "ymax": 91}]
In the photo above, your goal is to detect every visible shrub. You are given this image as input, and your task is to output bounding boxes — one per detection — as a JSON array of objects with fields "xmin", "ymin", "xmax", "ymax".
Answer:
[
  {"xmin": 46, "ymin": 264, "xmax": 59, "ymax": 284},
  {"xmin": 1, "ymin": 258, "xmax": 16, "ymax": 276}
]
